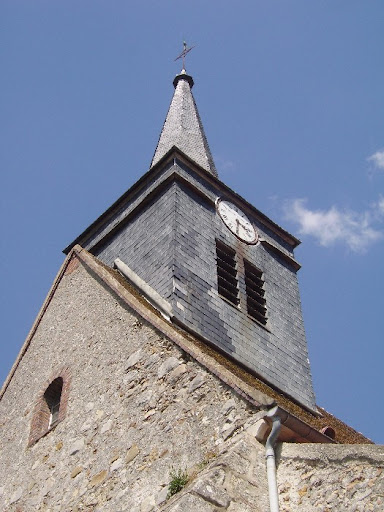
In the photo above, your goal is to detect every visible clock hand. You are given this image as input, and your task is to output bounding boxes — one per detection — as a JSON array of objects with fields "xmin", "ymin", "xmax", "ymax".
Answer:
[{"xmin": 235, "ymin": 218, "xmax": 240, "ymax": 235}]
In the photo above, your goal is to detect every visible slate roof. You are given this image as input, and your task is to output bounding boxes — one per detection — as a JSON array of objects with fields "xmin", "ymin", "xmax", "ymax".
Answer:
[{"xmin": 151, "ymin": 70, "xmax": 218, "ymax": 177}]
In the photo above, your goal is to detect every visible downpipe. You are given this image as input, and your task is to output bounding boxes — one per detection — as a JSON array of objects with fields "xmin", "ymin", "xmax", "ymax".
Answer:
[{"xmin": 265, "ymin": 407, "xmax": 281, "ymax": 512}]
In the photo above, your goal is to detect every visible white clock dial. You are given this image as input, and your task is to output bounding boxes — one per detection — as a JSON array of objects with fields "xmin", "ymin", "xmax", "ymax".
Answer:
[{"xmin": 216, "ymin": 199, "xmax": 257, "ymax": 244}]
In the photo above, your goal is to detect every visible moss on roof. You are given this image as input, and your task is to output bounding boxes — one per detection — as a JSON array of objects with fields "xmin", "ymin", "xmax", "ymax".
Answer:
[{"xmin": 88, "ymin": 252, "xmax": 373, "ymax": 445}]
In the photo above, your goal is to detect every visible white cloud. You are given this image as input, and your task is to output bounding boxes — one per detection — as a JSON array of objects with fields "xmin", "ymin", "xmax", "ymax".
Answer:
[
  {"xmin": 370, "ymin": 196, "xmax": 384, "ymax": 220},
  {"xmin": 284, "ymin": 199, "xmax": 383, "ymax": 252},
  {"xmin": 377, "ymin": 196, "xmax": 384, "ymax": 215},
  {"xmin": 368, "ymin": 150, "xmax": 384, "ymax": 171}
]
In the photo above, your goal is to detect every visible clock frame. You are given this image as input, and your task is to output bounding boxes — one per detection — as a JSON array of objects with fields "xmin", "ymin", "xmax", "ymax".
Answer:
[{"xmin": 216, "ymin": 198, "xmax": 258, "ymax": 244}]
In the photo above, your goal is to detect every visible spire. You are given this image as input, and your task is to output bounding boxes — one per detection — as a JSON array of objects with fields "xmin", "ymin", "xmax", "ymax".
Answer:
[{"xmin": 151, "ymin": 69, "xmax": 218, "ymax": 177}]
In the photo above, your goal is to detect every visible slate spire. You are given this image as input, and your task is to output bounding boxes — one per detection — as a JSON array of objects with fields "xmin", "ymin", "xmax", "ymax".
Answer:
[{"xmin": 151, "ymin": 69, "xmax": 218, "ymax": 177}]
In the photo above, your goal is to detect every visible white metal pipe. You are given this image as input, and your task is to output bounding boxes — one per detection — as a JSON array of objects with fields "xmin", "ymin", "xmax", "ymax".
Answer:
[{"xmin": 265, "ymin": 407, "xmax": 281, "ymax": 512}]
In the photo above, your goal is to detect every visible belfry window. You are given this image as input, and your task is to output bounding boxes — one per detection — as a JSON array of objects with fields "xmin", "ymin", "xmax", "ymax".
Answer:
[
  {"xmin": 44, "ymin": 377, "xmax": 63, "ymax": 429},
  {"xmin": 216, "ymin": 241, "xmax": 239, "ymax": 306},
  {"xmin": 216, "ymin": 241, "xmax": 268, "ymax": 326},
  {"xmin": 244, "ymin": 260, "xmax": 267, "ymax": 325}
]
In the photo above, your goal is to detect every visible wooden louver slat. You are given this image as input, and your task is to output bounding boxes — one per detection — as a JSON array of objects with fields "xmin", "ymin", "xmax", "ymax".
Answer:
[
  {"xmin": 216, "ymin": 241, "xmax": 239, "ymax": 306},
  {"xmin": 244, "ymin": 260, "xmax": 267, "ymax": 325}
]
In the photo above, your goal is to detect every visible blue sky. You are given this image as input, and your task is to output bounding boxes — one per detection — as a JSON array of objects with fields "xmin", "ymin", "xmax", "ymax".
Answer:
[{"xmin": 1, "ymin": 1, "xmax": 383, "ymax": 443}]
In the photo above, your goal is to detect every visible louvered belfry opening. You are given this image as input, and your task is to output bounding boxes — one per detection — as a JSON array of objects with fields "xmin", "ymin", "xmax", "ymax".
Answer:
[
  {"xmin": 244, "ymin": 260, "xmax": 267, "ymax": 325},
  {"xmin": 216, "ymin": 240, "xmax": 239, "ymax": 306}
]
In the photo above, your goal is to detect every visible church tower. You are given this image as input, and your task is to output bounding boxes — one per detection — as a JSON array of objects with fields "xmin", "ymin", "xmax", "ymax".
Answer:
[
  {"xmin": 1, "ymin": 57, "xmax": 378, "ymax": 512},
  {"xmin": 65, "ymin": 66, "xmax": 316, "ymax": 412}
]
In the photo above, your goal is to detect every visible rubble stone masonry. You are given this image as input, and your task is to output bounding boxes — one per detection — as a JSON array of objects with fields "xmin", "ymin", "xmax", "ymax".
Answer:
[{"xmin": 0, "ymin": 260, "xmax": 383, "ymax": 511}]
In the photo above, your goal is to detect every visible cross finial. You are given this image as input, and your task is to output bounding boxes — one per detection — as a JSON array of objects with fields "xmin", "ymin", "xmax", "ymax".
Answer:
[{"xmin": 174, "ymin": 41, "xmax": 195, "ymax": 71}]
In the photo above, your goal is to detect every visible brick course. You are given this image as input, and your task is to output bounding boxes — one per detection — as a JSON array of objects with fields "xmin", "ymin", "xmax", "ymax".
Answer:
[{"xmin": 28, "ymin": 366, "xmax": 72, "ymax": 446}]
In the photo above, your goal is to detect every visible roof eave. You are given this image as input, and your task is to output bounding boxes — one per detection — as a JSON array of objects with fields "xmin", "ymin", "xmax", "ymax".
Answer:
[{"xmin": 64, "ymin": 146, "xmax": 300, "ymax": 255}]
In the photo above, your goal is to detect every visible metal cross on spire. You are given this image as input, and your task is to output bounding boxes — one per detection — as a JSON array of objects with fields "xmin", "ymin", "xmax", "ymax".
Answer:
[{"xmin": 174, "ymin": 41, "xmax": 195, "ymax": 70}]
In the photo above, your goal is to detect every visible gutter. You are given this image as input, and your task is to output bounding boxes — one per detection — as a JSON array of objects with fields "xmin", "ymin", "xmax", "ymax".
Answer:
[
  {"xmin": 265, "ymin": 406, "xmax": 281, "ymax": 512},
  {"xmin": 274, "ymin": 406, "xmax": 334, "ymax": 443},
  {"xmin": 253, "ymin": 404, "xmax": 334, "ymax": 512}
]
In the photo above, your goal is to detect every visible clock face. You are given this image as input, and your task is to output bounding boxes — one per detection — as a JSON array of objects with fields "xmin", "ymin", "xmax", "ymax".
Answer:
[{"xmin": 216, "ymin": 199, "xmax": 257, "ymax": 244}]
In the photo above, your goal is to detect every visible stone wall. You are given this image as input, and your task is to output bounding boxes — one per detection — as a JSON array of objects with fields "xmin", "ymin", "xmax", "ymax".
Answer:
[
  {"xmin": 1, "ymin": 257, "xmax": 383, "ymax": 511},
  {"xmin": 277, "ymin": 443, "xmax": 384, "ymax": 511},
  {"xmin": 0, "ymin": 260, "xmax": 264, "ymax": 511},
  {"xmin": 160, "ymin": 431, "xmax": 270, "ymax": 512},
  {"xmin": 159, "ymin": 439, "xmax": 384, "ymax": 512}
]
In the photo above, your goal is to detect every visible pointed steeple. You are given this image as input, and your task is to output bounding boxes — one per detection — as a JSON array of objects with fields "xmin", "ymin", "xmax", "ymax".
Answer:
[{"xmin": 151, "ymin": 69, "xmax": 218, "ymax": 177}]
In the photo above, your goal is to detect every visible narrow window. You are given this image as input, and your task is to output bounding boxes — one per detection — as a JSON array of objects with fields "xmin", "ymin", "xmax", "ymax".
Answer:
[
  {"xmin": 29, "ymin": 369, "xmax": 70, "ymax": 447},
  {"xmin": 44, "ymin": 377, "xmax": 63, "ymax": 429},
  {"xmin": 244, "ymin": 260, "xmax": 267, "ymax": 325},
  {"xmin": 216, "ymin": 241, "xmax": 239, "ymax": 306}
]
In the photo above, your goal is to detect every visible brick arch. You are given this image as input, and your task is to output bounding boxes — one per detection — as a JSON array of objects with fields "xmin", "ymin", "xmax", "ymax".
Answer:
[{"xmin": 28, "ymin": 366, "xmax": 71, "ymax": 447}]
